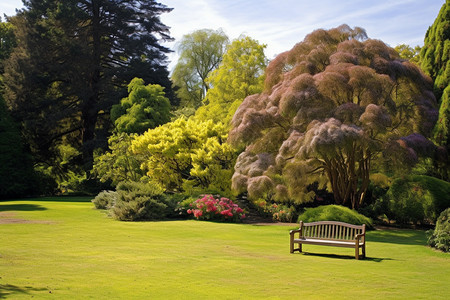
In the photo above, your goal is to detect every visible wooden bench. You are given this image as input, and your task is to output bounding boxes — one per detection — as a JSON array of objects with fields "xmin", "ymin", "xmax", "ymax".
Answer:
[{"xmin": 290, "ymin": 221, "xmax": 366, "ymax": 259}]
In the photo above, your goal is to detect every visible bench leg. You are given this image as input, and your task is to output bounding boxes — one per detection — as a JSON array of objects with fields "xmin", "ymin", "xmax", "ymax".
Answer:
[
  {"xmin": 362, "ymin": 244, "xmax": 366, "ymax": 258},
  {"xmin": 299, "ymin": 243, "xmax": 302, "ymax": 253},
  {"xmin": 355, "ymin": 246, "xmax": 360, "ymax": 260}
]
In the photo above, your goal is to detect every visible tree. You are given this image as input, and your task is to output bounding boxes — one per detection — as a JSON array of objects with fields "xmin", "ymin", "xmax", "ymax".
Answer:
[
  {"xmin": 196, "ymin": 35, "xmax": 268, "ymax": 125},
  {"xmin": 93, "ymin": 132, "xmax": 145, "ymax": 186},
  {"xmin": 131, "ymin": 117, "xmax": 237, "ymax": 196},
  {"xmin": 419, "ymin": 0, "xmax": 449, "ymax": 100},
  {"xmin": 229, "ymin": 25, "xmax": 438, "ymax": 209},
  {"xmin": 111, "ymin": 78, "xmax": 171, "ymax": 134},
  {"xmin": 0, "ymin": 95, "xmax": 37, "ymax": 198},
  {"xmin": 0, "ymin": 19, "xmax": 16, "ymax": 73},
  {"xmin": 394, "ymin": 44, "xmax": 421, "ymax": 64},
  {"xmin": 419, "ymin": 1, "xmax": 450, "ymax": 180},
  {"xmin": 171, "ymin": 29, "xmax": 229, "ymax": 109},
  {"xmin": 3, "ymin": 0, "xmax": 174, "ymax": 176}
]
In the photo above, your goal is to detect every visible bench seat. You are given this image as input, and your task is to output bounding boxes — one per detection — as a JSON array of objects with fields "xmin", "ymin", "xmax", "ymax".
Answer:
[{"xmin": 292, "ymin": 238, "xmax": 365, "ymax": 248}]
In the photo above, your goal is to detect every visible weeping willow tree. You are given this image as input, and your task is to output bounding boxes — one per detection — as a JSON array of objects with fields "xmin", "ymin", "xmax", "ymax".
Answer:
[{"xmin": 229, "ymin": 25, "xmax": 439, "ymax": 209}]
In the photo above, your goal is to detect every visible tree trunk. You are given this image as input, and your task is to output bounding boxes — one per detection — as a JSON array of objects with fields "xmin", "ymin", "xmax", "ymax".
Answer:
[{"xmin": 82, "ymin": 0, "xmax": 101, "ymax": 174}]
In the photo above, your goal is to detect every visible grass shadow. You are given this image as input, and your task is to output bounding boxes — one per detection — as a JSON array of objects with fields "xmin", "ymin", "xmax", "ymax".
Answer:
[
  {"xmin": 1, "ymin": 196, "xmax": 93, "ymax": 203},
  {"xmin": 0, "ymin": 284, "xmax": 48, "ymax": 298},
  {"xmin": 0, "ymin": 204, "xmax": 47, "ymax": 212},
  {"xmin": 301, "ymin": 252, "xmax": 393, "ymax": 262},
  {"xmin": 367, "ymin": 228, "xmax": 427, "ymax": 246},
  {"xmin": 26, "ymin": 196, "xmax": 93, "ymax": 203}
]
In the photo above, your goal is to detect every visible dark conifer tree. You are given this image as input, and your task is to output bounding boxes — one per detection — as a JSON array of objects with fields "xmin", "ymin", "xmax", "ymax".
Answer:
[{"xmin": 3, "ymin": 0, "xmax": 174, "ymax": 174}]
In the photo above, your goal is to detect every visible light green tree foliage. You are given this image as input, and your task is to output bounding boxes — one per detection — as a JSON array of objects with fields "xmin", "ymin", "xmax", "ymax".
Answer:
[
  {"xmin": 111, "ymin": 78, "xmax": 171, "ymax": 134},
  {"xmin": 131, "ymin": 117, "xmax": 237, "ymax": 196},
  {"xmin": 0, "ymin": 19, "xmax": 16, "ymax": 72},
  {"xmin": 171, "ymin": 29, "xmax": 229, "ymax": 109},
  {"xmin": 93, "ymin": 133, "xmax": 145, "ymax": 186},
  {"xmin": 394, "ymin": 44, "xmax": 421, "ymax": 65},
  {"xmin": 196, "ymin": 35, "xmax": 268, "ymax": 125}
]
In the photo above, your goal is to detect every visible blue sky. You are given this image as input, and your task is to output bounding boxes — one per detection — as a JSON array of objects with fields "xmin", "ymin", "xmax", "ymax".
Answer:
[{"xmin": 1, "ymin": 0, "xmax": 445, "ymax": 69}]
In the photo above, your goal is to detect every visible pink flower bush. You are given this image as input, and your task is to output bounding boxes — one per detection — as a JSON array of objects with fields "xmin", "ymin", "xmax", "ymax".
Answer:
[{"xmin": 186, "ymin": 195, "xmax": 246, "ymax": 222}]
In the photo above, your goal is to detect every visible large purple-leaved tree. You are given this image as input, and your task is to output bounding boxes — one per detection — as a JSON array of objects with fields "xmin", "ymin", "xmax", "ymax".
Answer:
[{"xmin": 229, "ymin": 25, "xmax": 439, "ymax": 209}]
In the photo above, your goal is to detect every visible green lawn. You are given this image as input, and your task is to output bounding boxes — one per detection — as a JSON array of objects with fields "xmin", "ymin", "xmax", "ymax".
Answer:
[{"xmin": 1, "ymin": 198, "xmax": 448, "ymax": 299}]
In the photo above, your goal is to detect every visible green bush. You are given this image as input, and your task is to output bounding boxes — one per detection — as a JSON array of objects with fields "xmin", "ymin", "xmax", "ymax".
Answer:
[
  {"xmin": 92, "ymin": 190, "xmax": 118, "ymax": 209},
  {"xmin": 110, "ymin": 181, "xmax": 172, "ymax": 221},
  {"xmin": 297, "ymin": 205, "xmax": 373, "ymax": 229},
  {"xmin": 427, "ymin": 208, "xmax": 450, "ymax": 252},
  {"xmin": 386, "ymin": 175, "xmax": 450, "ymax": 224}
]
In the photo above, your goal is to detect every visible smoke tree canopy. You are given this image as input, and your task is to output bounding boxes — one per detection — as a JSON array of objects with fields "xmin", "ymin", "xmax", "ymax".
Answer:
[{"xmin": 229, "ymin": 25, "xmax": 438, "ymax": 209}]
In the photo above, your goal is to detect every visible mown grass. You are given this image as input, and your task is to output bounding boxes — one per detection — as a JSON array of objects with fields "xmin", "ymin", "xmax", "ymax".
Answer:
[{"xmin": 0, "ymin": 197, "xmax": 449, "ymax": 299}]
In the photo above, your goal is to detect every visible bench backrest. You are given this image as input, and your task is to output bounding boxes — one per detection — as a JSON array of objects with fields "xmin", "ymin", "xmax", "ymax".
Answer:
[{"xmin": 299, "ymin": 221, "xmax": 365, "ymax": 241}]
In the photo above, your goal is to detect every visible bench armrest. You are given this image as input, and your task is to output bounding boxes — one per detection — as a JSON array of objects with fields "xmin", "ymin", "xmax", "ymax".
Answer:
[
  {"xmin": 355, "ymin": 233, "xmax": 365, "ymax": 243},
  {"xmin": 290, "ymin": 229, "xmax": 301, "ymax": 235}
]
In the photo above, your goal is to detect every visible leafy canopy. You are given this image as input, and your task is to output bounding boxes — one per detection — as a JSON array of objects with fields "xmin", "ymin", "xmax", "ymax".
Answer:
[
  {"xmin": 111, "ymin": 78, "xmax": 171, "ymax": 134},
  {"xmin": 196, "ymin": 35, "xmax": 268, "ymax": 126},
  {"xmin": 3, "ymin": 0, "xmax": 174, "ymax": 175},
  {"xmin": 171, "ymin": 29, "xmax": 229, "ymax": 109},
  {"xmin": 93, "ymin": 133, "xmax": 145, "ymax": 186},
  {"xmin": 229, "ymin": 25, "xmax": 438, "ymax": 208},
  {"xmin": 132, "ymin": 117, "xmax": 238, "ymax": 196},
  {"xmin": 419, "ymin": 0, "xmax": 449, "ymax": 99}
]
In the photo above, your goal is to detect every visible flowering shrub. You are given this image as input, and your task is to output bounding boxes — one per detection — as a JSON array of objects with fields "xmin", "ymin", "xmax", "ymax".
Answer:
[
  {"xmin": 186, "ymin": 195, "xmax": 246, "ymax": 222},
  {"xmin": 253, "ymin": 199, "xmax": 296, "ymax": 222}
]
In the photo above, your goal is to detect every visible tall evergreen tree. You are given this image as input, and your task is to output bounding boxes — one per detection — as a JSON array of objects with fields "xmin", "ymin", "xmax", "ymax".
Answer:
[
  {"xmin": 3, "ymin": 0, "xmax": 174, "ymax": 175},
  {"xmin": 419, "ymin": 0, "xmax": 449, "ymax": 100},
  {"xmin": 419, "ymin": 0, "xmax": 449, "ymax": 180},
  {"xmin": 0, "ymin": 95, "xmax": 38, "ymax": 198}
]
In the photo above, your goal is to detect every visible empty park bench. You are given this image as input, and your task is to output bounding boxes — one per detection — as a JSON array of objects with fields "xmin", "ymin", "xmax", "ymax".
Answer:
[{"xmin": 290, "ymin": 221, "xmax": 366, "ymax": 259}]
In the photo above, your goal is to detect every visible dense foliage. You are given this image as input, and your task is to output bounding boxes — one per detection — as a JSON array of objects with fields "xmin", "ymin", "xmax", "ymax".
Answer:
[
  {"xmin": 419, "ymin": 1, "xmax": 450, "ymax": 181},
  {"xmin": 132, "ymin": 118, "xmax": 238, "ymax": 196},
  {"xmin": 110, "ymin": 181, "xmax": 178, "ymax": 221},
  {"xmin": 297, "ymin": 205, "xmax": 373, "ymax": 228},
  {"xmin": 196, "ymin": 35, "xmax": 268, "ymax": 125},
  {"xmin": 172, "ymin": 29, "xmax": 229, "ymax": 109},
  {"xmin": 229, "ymin": 25, "xmax": 438, "ymax": 208},
  {"xmin": 0, "ymin": 97, "xmax": 38, "ymax": 198},
  {"xmin": 93, "ymin": 133, "xmax": 145, "ymax": 186},
  {"xmin": 92, "ymin": 190, "xmax": 118, "ymax": 210},
  {"xmin": 394, "ymin": 44, "xmax": 421, "ymax": 65},
  {"xmin": 111, "ymin": 78, "xmax": 171, "ymax": 134},
  {"xmin": 428, "ymin": 207, "xmax": 450, "ymax": 252},
  {"xmin": 3, "ymin": 0, "xmax": 174, "ymax": 176},
  {"xmin": 384, "ymin": 175, "xmax": 450, "ymax": 224},
  {"xmin": 419, "ymin": 1, "xmax": 449, "ymax": 100}
]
